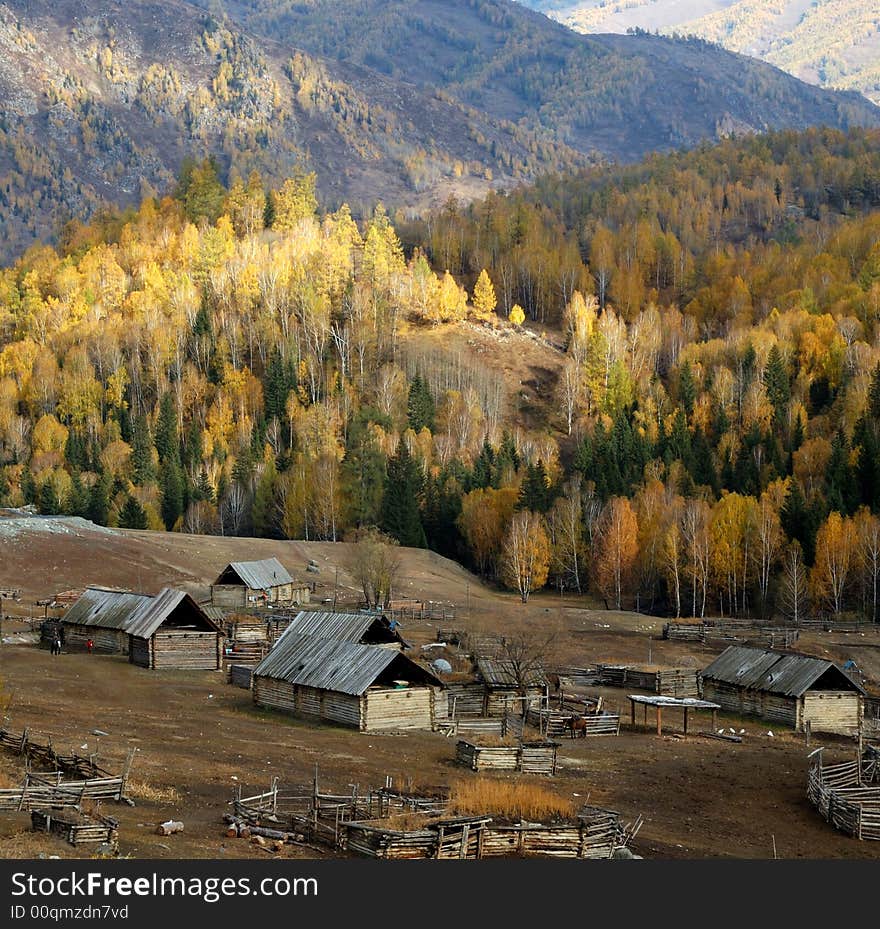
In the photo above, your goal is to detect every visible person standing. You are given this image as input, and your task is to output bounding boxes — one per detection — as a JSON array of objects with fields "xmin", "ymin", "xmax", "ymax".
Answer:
[{"xmin": 86, "ymin": 637, "xmax": 94, "ymax": 655}]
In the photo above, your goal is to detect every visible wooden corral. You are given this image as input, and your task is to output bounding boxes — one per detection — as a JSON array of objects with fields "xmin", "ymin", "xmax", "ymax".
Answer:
[
  {"xmin": 664, "ymin": 620, "xmax": 798, "ymax": 649},
  {"xmin": 59, "ymin": 587, "xmax": 223, "ymax": 670},
  {"xmin": 596, "ymin": 664, "xmax": 700, "ymax": 698},
  {"xmin": 701, "ymin": 646, "xmax": 865, "ymax": 735},
  {"xmin": 526, "ymin": 704, "xmax": 621, "ymax": 738},
  {"xmin": 31, "ymin": 808, "xmax": 119, "ymax": 849},
  {"xmin": 226, "ymin": 775, "xmax": 634, "ymax": 859},
  {"xmin": 455, "ymin": 739, "xmax": 559, "ymax": 775},
  {"xmin": 807, "ymin": 747, "xmax": 880, "ymax": 840},
  {"xmin": 0, "ymin": 725, "xmax": 135, "ymax": 786},
  {"xmin": 252, "ymin": 634, "xmax": 445, "ymax": 731},
  {"xmin": 211, "ymin": 559, "xmax": 309, "ymax": 609}
]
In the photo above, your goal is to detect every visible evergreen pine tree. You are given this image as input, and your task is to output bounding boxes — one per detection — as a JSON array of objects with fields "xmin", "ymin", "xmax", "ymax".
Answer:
[
  {"xmin": 130, "ymin": 415, "xmax": 156, "ymax": 485},
  {"xmin": 20, "ymin": 469, "xmax": 37, "ymax": 505},
  {"xmin": 155, "ymin": 393, "xmax": 178, "ymax": 464},
  {"xmin": 380, "ymin": 441, "xmax": 427, "ymax": 548},
  {"xmin": 764, "ymin": 344, "xmax": 790, "ymax": 426},
  {"xmin": 678, "ymin": 362, "xmax": 696, "ymax": 416},
  {"xmin": 406, "ymin": 375, "xmax": 435, "ymax": 433},
  {"xmin": 869, "ymin": 363, "xmax": 880, "ymax": 421},
  {"xmin": 66, "ymin": 470, "xmax": 89, "ymax": 518},
  {"xmin": 87, "ymin": 474, "xmax": 111, "ymax": 526},
  {"xmin": 160, "ymin": 458, "xmax": 185, "ymax": 530},
  {"xmin": 781, "ymin": 480, "xmax": 816, "ymax": 565},
  {"xmin": 119, "ymin": 495, "xmax": 148, "ymax": 530},
  {"xmin": 826, "ymin": 429, "xmax": 856, "ymax": 515},
  {"xmin": 252, "ymin": 459, "xmax": 278, "ymax": 538},
  {"xmin": 38, "ymin": 480, "xmax": 60, "ymax": 515}
]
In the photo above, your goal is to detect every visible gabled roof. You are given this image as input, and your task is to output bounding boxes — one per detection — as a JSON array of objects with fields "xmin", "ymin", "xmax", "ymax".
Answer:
[
  {"xmin": 215, "ymin": 558, "xmax": 294, "ymax": 590},
  {"xmin": 253, "ymin": 634, "xmax": 441, "ymax": 696},
  {"xmin": 62, "ymin": 586, "xmax": 221, "ymax": 639},
  {"xmin": 276, "ymin": 610, "xmax": 408, "ymax": 647},
  {"xmin": 702, "ymin": 645, "xmax": 865, "ymax": 697},
  {"xmin": 476, "ymin": 658, "xmax": 546, "ymax": 689}
]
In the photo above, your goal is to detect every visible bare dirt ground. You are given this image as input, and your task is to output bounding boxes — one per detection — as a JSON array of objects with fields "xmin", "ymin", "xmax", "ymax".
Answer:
[{"xmin": 0, "ymin": 518, "xmax": 879, "ymax": 860}]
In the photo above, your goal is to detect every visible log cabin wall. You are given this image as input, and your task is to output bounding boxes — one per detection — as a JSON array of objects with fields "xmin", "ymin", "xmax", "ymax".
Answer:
[
  {"xmin": 149, "ymin": 631, "xmax": 221, "ymax": 670},
  {"xmin": 64, "ymin": 625, "xmax": 129, "ymax": 655},
  {"xmin": 802, "ymin": 692, "xmax": 863, "ymax": 735},
  {"xmin": 362, "ymin": 687, "xmax": 434, "ymax": 731}
]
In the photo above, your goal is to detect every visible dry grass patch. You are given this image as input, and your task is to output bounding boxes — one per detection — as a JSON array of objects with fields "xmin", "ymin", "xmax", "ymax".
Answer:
[
  {"xmin": 126, "ymin": 780, "xmax": 182, "ymax": 804},
  {"xmin": 448, "ymin": 778, "xmax": 574, "ymax": 822}
]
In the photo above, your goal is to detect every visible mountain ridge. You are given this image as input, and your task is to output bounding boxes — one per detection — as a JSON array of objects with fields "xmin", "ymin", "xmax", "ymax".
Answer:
[{"xmin": 0, "ymin": 0, "xmax": 878, "ymax": 260}]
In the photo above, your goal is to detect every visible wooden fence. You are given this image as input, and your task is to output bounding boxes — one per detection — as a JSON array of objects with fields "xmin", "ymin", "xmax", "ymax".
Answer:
[
  {"xmin": 455, "ymin": 740, "xmax": 559, "ymax": 775},
  {"xmin": 227, "ymin": 773, "xmax": 636, "ymax": 858},
  {"xmin": 807, "ymin": 747, "xmax": 880, "ymax": 840},
  {"xmin": 526, "ymin": 705, "xmax": 620, "ymax": 738},
  {"xmin": 31, "ymin": 808, "xmax": 119, "ymax": 849},
  {"xmin": 663, "ymin": 621, "xmax": 799, "ymax": 648}
]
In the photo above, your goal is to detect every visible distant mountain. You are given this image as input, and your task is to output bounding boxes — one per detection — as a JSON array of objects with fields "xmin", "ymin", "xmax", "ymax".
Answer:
[
  {"xmin": 523, "ymin": 0, "xmax": 880, "ymax": 104},
  {"xmin": 0, "ymin": 0, "xmax": 585, "ymax": 259},
  {"xmin": 1, "ymin": 0, "xmax": 878, "ymax": 260}
]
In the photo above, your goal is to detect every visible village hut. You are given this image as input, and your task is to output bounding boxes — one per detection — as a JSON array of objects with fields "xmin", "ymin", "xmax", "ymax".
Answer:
[
  {"xmin": 700, "ymin": 645, "xmax": 865, "ymax": 735},
  {"xmin": 210, "ymin": 558, "xmax": 310, "ymax": 608},
  {"xmin": 474, "ymin": 658, "xmax": 547, "ymax": 716},
  {"xmin": 60, "ymin": 586, "xmax": 223, "ymax": 670},
  {"xmin": 252, "ymin": 634, "xmax": 444, "ymax": 731}
]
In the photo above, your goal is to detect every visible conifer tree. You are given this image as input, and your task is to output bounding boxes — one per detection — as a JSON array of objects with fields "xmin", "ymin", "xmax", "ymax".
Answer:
[
  {"xmin": 406, "ymin": 375, "xmax": 435, "ymax": 433},
  {"xmin": 119, "ymin": 495, "xmax": 148, "ymax": 530},
  {"xmin": 380, "ymin": 440, "xmax": 427, "ymax": 548}
]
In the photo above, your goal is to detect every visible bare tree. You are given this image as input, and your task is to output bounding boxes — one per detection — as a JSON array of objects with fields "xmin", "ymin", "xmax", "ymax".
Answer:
[
  {"xmin": 349, "ymin": 527, "xmax": 402, "ymax": 609},
  {"xmin": 495, "ymin": 625, "xmax": 561, "ymax": 700},
  {"xmin": 779, "ymin": 541, "xmax": 808, "ymax": 625},
  {"xmin": 220, "ymin": 482, "xmax": 249, "ymax": 537}
]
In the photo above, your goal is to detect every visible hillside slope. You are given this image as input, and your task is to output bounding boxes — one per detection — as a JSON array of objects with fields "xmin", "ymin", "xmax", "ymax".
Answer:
[
  {"xmin": 526, "ymin": 0, "xmax": 880, "ymax": 104},
  {"xmin": 2, "ymin": 0, "xmax": 879, "ymax": 260},
  {"xmin": 0, "ymin": 0, "xmax": 584, "ymax": 260},
  {"xmin": 203, "ymin": 0, "xmax": 880, "ymax": 158}
]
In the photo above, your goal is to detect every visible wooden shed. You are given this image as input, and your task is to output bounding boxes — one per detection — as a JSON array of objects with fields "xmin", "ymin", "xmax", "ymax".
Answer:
[
  {"xmin": 475, "ymin": 658, "xmax": 547, "ymax": 716},
  {"xmin": 60, "ymin": 586, "xmax": 223, "ymax": 670},
  {"xmin": 210, "ymin": 558, "xmax": 310, "ymax": 608},
  {"xmin": 700, "ymin": 645, "xmax": 865, "ymax": 735},
  {"xmin": 252, "ymin": 634, "xmax": 444, "ymax": 731}
]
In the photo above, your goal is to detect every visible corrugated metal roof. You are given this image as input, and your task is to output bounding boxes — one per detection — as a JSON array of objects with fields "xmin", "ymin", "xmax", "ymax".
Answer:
[
  {"xmin": 62, "ymin": 586, "xmax": 220, "ymax": 639},
  {"xmin": 217, "ymin": 558, "xmax": 294, "ymax": 590},
  {"xmin": 253, "ymin": 634, "xmax": 440, "ymax": 696},
  {"xmin": 274, "ymin": 611, "xmax": 406, "ymax": 646},
  {"xmin": 702, "ymin": 645, "xmax": 865, "ymax": 696},
  {"xmin": 476, "ymin": 658, "xmax": 546, "ymax": 688},
  {"xmin": 281, "ymin": 611, "xmax": 377, "ymax": 641}
]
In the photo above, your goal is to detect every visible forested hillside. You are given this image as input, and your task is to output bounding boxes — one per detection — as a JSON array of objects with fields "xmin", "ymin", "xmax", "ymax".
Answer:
[
  {"xmin": 3, "ymin": 128, "xmax": 880, "ymax": 621},
  {"xmin": 3, "ymin": 0, "xmax": 878, "ymax": 263},
  {"xmin": 528, "ymin": 0, "xmax": 880, "ymax": 104},
  {"xmin": 0, "ymin": 0, "xmax": 585, "ymax": 262}
]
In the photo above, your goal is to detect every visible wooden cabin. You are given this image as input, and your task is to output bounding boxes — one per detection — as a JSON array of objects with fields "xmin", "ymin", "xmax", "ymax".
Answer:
[
  {"xmin": 252, "ymin": 634, "xmax": 444, "ymax": 731},
  {"xmin": 60, "ymin": 586, "xmax": 223, "ymax": 670},
  {"xmin": 700, "ymin": 645, "xmax": 865, "ymax": 735},
  {"xmin": 210, "ymin": 558, "xmax": 310, "ymax": 608},
  {"xmin": 475, "ymin": 658, "xmax": 547, "ymax": 716}
]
